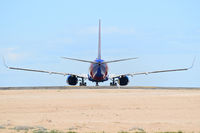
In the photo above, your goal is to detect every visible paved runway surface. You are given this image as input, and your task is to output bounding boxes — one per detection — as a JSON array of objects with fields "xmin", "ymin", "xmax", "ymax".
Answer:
[
  {"xmin": 0, "ymin": 86, "xmax": 200, "ymax": 90},
  {"xmin": 0, "ymin": 86, "xmax": 200, "ymax": 133}
]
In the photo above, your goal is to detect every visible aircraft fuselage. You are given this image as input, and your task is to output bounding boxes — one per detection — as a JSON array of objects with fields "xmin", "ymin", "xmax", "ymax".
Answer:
[{"xmin": 89, "ymin": 59, "xmax": 108, "ymax": 82}]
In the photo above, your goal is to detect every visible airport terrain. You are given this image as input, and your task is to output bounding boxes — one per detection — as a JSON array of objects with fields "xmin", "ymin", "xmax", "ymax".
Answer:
[{"xmin": 0, "ymin": 86, "xmax": 200, "ymax": 133}]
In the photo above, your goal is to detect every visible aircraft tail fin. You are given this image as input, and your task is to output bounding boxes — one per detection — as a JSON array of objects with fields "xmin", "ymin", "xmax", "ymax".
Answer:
[{"xmin": 98, "ymin": 19, "xmax": 101, "ymax": 60}]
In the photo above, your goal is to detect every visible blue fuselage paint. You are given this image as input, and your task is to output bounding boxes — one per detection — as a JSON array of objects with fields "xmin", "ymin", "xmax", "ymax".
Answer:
[{"xmin": 89, "ymin": 59, "xmax": 108, "ymax": 82}]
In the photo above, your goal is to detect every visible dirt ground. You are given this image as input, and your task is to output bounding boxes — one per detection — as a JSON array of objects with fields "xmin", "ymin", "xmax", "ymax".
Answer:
[{"xmin": 0, "ymin": 88, "xmax": 200, "ymax": 133}]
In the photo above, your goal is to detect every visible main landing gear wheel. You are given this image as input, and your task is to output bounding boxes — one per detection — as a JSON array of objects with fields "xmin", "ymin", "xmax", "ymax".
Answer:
[
  {"xmin": 110, "ymin": 82, "xmax": 117, "ymax": 86},
  {"xmin": 80, "ymin": 82, "xmax": 87, "ymax": 86}
]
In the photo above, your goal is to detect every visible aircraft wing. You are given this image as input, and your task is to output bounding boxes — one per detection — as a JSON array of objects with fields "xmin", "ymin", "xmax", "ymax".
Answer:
[
  {"xmin": 3, "ymin": 58, "xmax": 88, "ymax": 79},
  {"xmin": 110, "ymin": 58, "xmax": 195, "ymax": 79},
  {"xmin": 110, "ymin": 67, "xmax": 190, "ymax": 79}
]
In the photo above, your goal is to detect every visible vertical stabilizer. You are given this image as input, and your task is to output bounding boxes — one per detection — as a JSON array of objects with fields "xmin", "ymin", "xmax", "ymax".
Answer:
[{"xmin": 98, "ymin": 19, "xmax": 101, "ymax": 59}]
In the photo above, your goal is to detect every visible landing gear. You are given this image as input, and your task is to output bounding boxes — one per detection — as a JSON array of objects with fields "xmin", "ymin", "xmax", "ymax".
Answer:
[
  {"xmin": 95, "ymin": 82, "xmax": 99, "ymax": 86},
  {"xmin": 110, "ymin": 82, "xmax": 117, "ymax": 86},
  {"xmin": 79, "ymin": 78, "xmax": 87, "ymax": 86},
  {"xmin": 110, "ymin": 78, "xmax": 117, "ymax": 86},
  {"xmin": 79, "ymin": 82, "xmax": 87, "ymax": 86}
]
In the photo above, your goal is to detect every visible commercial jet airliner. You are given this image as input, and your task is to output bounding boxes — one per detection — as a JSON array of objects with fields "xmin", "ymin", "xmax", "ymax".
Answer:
[{"xmin": 4, "ymin": 20, "xmax": 195, "ymax": 86}]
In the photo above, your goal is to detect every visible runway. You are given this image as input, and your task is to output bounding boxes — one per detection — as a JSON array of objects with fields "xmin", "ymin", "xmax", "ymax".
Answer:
[
  {"xmin": 0, "ymin": 87, "xmax": 200, "ymax": 133},
  {"xmin": 0, "ymin": 86, "xmax": 199, "ymax": 90}
]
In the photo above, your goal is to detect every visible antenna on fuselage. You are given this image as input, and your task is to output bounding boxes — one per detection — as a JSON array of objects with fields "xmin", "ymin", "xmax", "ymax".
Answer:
[{"xmin": 98, "ymin": 19, "xmax": 101, "ymax": 60}]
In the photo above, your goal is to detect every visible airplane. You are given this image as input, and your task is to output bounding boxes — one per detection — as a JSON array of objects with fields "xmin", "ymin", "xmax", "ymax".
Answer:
[{"xmin": 3, "ymin": 20, "xmax": 195, "ymax": 86}]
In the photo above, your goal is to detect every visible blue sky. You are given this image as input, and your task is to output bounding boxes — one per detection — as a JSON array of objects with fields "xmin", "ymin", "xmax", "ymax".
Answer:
[{"xmin": 0, "ymin": 0, "xmax": 199, "ymax": 87}]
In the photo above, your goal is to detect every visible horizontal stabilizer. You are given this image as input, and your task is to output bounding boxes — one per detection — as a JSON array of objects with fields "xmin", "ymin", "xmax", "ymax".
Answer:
[
  {"xmin": 104, "ymin": 57, "xmax": 138, "ymax": 64},
  {"xmin": 61, "ymin": 57, "xmax": 96, "ymax": 64}
]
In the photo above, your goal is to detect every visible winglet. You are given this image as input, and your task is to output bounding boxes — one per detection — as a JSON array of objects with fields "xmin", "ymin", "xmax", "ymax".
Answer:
[
  {"xmin": 188, "ymin": 56, "xmax": 196, "ymax": 69},
  {"xmin": 2, "ymin": 56, "xmax": 9, "ymax": 68}
]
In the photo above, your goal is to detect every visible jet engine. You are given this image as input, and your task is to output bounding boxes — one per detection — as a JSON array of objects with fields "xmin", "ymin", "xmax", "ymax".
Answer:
[
  {"xmin": 67, "ymin": 75, "xmax": 78, "ymax": 85},
  {"xmin": 118, "ymin": 76, "xmax": 129, "ymax": 86}
]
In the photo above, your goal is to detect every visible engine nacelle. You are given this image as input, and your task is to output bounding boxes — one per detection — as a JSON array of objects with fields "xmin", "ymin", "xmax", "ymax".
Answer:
[
  {"xmin": 67, "ymin": 75, "xmax": 78, "ymax": 85},
  {"xmin": 118, "ymin": 76, "xmax": 129, "ymax": 86}
]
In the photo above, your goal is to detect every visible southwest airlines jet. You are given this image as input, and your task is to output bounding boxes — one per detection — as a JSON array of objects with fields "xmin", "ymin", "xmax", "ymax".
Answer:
[{"xmin": 4, "ymin": 20, "xmax": 194, "ymax": 86}]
